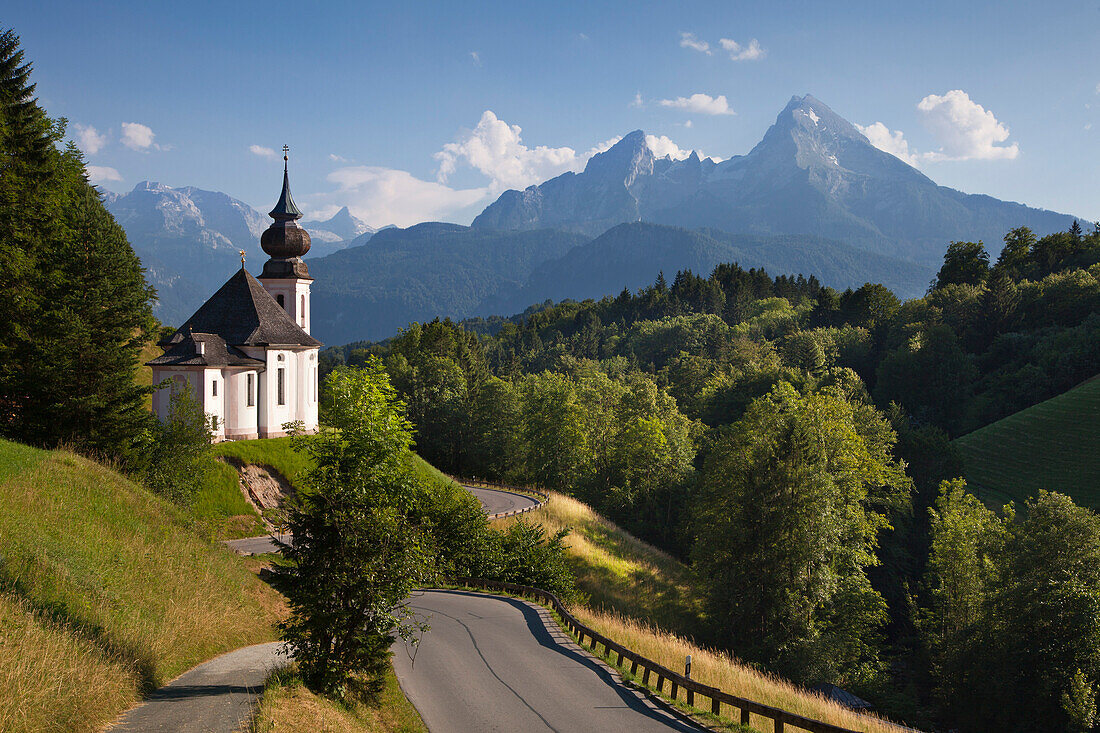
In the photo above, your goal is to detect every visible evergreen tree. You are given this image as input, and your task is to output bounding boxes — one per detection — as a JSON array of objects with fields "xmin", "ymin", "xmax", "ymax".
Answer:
[
  {"xmin": 692, "ymin": 382, "xmax": 910, "ymax": 685},
  {"xmin": 0, "ymin": 29, "xmax": 154, "ymax": 460}
]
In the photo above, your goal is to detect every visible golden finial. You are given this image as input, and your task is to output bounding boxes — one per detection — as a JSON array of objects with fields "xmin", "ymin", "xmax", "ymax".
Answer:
[{"xmin": 239, "ymin": 249, "xmax": 246, "ymax": 267}]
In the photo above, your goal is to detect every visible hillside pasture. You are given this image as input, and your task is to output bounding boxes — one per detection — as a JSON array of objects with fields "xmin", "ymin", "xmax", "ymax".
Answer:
[{"xmin": 955, "ymin": 376, "xmax": 1100, "ymax": 508}]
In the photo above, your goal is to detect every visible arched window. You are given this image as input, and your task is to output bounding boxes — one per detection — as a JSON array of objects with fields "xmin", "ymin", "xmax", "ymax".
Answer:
[
  {"xmin": 276, "ymin": 294, "xmax": 285, "ymax": 309},
  {"xmin": 300, "ymin": 294, "xmax": 306, "ymax": 326}
]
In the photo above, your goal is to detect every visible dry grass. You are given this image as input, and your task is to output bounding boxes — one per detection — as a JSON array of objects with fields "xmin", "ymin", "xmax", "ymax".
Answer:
[
  {"xmin": 251, "ymin": 666, "xmax": 427, "ymax": 733},
  {"xmin": 570, "ymin": 606, "xmax": 907, "ymax": 733},
  {"xmin": 501, "ymin": 491, "xmax": 708, "ymax": 637},
  {"xmin": 0, "ymin": 595, "xmax": 134, "ymax": 733},
  {"xmin": 0, "ymin": 438, "xmax": 284, "ymax": 732}
]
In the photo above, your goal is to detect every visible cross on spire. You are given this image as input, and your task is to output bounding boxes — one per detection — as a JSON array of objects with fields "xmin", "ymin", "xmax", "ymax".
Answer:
[{"xmin": 282, "ymin": 145, "xmax": 290, "ymax": 170}]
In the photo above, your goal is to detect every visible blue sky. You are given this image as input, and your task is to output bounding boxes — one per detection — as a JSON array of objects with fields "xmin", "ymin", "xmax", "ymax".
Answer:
[{"xmin": 8, "ymin": 0, "xmax": 1099, "ymax": 228}]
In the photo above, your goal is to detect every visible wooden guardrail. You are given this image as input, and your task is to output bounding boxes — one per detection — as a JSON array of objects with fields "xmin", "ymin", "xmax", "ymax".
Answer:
[{"xmin": 454, "ymin": 577, "xmax": 914, "ymax": 733}]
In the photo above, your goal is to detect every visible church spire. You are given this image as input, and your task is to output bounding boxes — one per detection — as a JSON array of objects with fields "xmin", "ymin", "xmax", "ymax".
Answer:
[
  {"xmin": 268, "ymin": 145, "xmax": 303, "ymax": 220},
  {"xmin": 260, "ymin": 146, "xmax": 312, "ymax": 272}
]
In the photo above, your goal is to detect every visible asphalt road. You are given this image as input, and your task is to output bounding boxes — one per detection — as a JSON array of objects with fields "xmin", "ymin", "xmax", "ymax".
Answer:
[
  {"xmin": 465, "ymin": 486, "xmax": 540, "ymax": 516},
  {"xmin": 391, "ymin": 589, "xmax": 700, "ymax": 733},
  {"xmin": 107, "ymin": 642, "xmax": 289, "ymax": 732}
]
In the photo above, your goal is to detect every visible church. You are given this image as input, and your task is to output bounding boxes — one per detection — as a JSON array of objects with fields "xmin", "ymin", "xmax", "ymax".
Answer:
[{"xmin": 148, "ymin": 153, "xmax": 321, "ymax": 440}]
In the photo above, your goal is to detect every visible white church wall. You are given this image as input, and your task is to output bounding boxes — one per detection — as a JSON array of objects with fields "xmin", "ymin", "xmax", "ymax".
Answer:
[
  {"xmin": 295, "ymin": 349, "xmax": 319, "ymax": 430},
  {"xmin": 150, "ymin": 368, "xmax": 198, "ymax": 421},
  {"xmin": 259, "ymin": 349, "xmax": 296, "ymax": 437},
  {"xmin": 201, "ymin": 368, "xmax": 226, "ymax": 440},
  {"xmin": 224, "ymin": 369, "xmax": 260, "ymax": 440}
]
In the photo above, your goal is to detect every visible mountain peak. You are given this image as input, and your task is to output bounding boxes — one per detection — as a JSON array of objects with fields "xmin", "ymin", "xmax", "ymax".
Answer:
[
  {"xmin": 774, "ymin": 94, "xmax": 864, "ymax": 142},
  {"xmin": 582, "ymin": 129, "xmax": 654, "ymax": 185}
]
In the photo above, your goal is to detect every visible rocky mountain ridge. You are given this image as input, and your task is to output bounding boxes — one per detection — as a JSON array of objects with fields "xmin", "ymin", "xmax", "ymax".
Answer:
[{"xmin": 473, "ymin": 95, "xmax": 1077, "ymax": 265}]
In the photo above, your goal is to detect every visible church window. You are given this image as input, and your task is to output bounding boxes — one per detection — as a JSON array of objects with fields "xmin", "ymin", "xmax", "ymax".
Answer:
[
  {"xmin": 276, "ymin": 294, "xmax": 285, "ymax": 309},
  {"xmin": 277, "ymin": 367, "xmax": 286, "ymax": 405},
  {"xmin": 212, "ymin": 379, "xmax": 218, "ymax": 397},
  {"xmin": 247, "ymin": 373, "xmax": 255, "ymax": 407},
  {"xmin": 301, "ymin": 295, "xmax": 306, "ymax": 325}
]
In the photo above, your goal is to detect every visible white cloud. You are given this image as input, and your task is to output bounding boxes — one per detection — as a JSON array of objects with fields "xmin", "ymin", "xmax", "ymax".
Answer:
[
  {"xmin": 683, "ymin": 120, "xmax": 693, "ymax": 128},
  {"xmin": 120, "ymin": 122, "xmax": 161, "ymax": 152},
  {"xmin": 308, "ymin": 113, "xmax": 700, "ymax": 227},
  {"xmin": 1095, "ymin": 82, "xmax": 1100, "ymax": 95},
  {"xmin": 916, "ymin": 90, "xmax": 1019, "ymax": 161},
  {"xmin": 578, "ymin": 33, "xmax": 590, "ymax": 42},
  {"xmin": 679, "ymin": 32, "xmax": 711, "ymax": 55},
  {"xmin": 719, "ymin": 37, "xmax": 765, "ymax": 61},
  {"xmin": 85, "ymin": 165, "xmax": 122, "ymax": 184},
  {"xmin": 658, "ymin": 93, "xmax": 735, "ymax": 116},
  {"xmin": 469, "ymin": 51, "xmax": 481, "ymax": 66},
  {"xmin": 855, "ymin": 122, "xmax": 919, "ymax": 166},
  {"xmin": 74, "ymin": 124, "xmax": 107, "ymax": 156},
  {"xmin": 310, "ymin": 167, "xmax": 487, "ymax": 228},
  {"xmin": 645, "ymin": 134, "xmax": 694, "ymax": 160},
  {"xmin": 435, "ymin": 110, "xmax": 606, "ymax": 193},
  {"xmin": 630, "ymin": 92, "xmax": 644, "ymax": 108},
  {"xmin": 250, "ymin": 144, "xmax": 278, "ymax": 159},
  {"xmin": 329, "ymin": 153, "xmax": 349, "ymax": 163}
]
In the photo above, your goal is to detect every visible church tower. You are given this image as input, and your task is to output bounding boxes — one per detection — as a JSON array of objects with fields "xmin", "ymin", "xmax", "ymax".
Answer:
[{"xmin": 258, "ymin": 147, "xmax": 313, "ymax": 334}]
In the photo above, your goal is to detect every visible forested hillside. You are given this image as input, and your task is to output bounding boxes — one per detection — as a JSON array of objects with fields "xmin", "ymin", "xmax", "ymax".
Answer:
[{"xmin": 325, "ymin": 221, "xmax": 1100, "ymax": 731}]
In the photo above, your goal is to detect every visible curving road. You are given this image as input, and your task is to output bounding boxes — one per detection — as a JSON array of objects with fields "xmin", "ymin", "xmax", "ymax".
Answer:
[
  {"xmin": 391, "ymin": 589, "xmax": 700, "ymax": 733},
  {"xmin": 465, "ymin": 486, "xmax": 540, "ymax": 517}
]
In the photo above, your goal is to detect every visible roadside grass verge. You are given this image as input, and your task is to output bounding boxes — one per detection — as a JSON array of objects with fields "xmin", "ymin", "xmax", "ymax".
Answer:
[
  {"xmin": 566, "ymin": 606, "xmax": 907, "ymax": 733},
  {"xmin": 500, "ymin": 491, "xmax": 708, "ymax": 639},
  {"xmin": 955, "ymin": 375, "xmax": 1100, "ymax": 508},
  {"xmin": 251, "ymin": 665, "xmax": 427, "ymax": 733},
  {"xmin": 0, "ymin": 438, "xmax": 284, "ymax": 732}
]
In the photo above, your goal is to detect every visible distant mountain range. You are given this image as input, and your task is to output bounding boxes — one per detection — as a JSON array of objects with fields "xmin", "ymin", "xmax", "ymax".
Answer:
[
  {"xmin": 105, "ymin": 94, "xmax": 1080, "ymax": 344},
  {"xmin": 103, "ymin": 184, "xmax": 372, "ymax": 325},
  {"xmin": 474, "ymin": 95, "xmax": 1076, "ymax": 266}
]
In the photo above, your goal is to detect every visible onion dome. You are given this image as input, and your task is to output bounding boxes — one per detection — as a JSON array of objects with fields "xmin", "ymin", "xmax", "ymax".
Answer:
[{"xmin": 260, "ymin": 148, "xmax": 312, "ymax": 260}]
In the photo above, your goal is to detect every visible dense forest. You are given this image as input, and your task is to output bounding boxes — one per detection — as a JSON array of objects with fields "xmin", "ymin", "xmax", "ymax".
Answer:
[{"xmin": 324, "ymin": 224, "xmax": 1100, "ymax": 731}]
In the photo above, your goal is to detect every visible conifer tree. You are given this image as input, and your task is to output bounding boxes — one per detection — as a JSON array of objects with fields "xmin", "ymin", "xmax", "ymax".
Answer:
[{"xmin": 0, "ymin": 28, "xmax": 155, "ymax": 461}]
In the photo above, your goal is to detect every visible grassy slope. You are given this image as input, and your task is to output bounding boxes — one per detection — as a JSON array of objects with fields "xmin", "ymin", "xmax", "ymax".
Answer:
[
  {"xmin": 955, "ymin": 376, "xmax": 1100, "ymax": 508},
  {"xmin": 502, "ymin": 492, "xmax": 707, "ymax": 638},
  {"xmin": 0, "ymin": 438, "xmax": 284, "ymax": 733},
  {"xmin": 201, "ymin": 438, "xmax": 446, "ymax": 539},
  {"xmin": 503, "ymin": 491, "xmax": 906, "ymax": 733},
  {"xmin": 201, "ymin": 437, "xmax": 314, "ymax": 538}
]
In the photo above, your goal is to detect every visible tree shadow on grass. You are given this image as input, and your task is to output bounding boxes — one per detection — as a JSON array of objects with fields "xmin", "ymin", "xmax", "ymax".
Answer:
[{"xmin": 0, "ymin": 575, "xmax": 160, "ymax": 694}]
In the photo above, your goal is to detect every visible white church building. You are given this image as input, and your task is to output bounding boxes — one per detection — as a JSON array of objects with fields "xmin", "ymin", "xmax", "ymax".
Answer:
[{"xmin": 148, "ymin": 154, "xmax": 321, "ymax": 440}]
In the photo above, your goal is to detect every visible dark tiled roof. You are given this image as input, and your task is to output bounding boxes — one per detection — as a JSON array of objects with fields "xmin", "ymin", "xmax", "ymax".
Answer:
[
  {"xmin": 160, "ymin": 268, "xmax": 321, "ymax": 349},
  {"xmin": 147, "ymin": 332, "xmax": 266, "ymax": 368}
]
